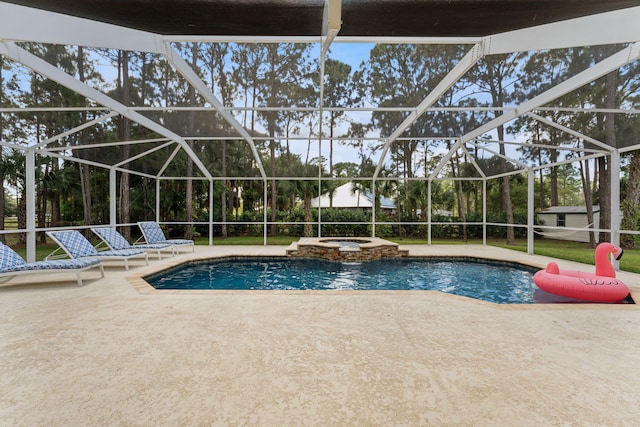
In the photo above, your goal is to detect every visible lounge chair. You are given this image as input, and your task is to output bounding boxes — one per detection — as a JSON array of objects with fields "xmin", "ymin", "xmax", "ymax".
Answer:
[
  {"xmin": 47, "ymin": 230, "xmax": 148, "ymax": 270},
  {"xmin": 91, "ymin": 227, "xmax": 173, "ymax": 260},
  {"xmin": 137, "ymin": 221, "xmax": 195, "ymax": 253},
  {"xmin": 0, "ymin": 241, "xmax": 104, "ymax": 286}
]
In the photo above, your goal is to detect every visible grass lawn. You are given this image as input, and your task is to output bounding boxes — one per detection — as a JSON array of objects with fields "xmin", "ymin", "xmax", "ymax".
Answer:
[
  {"xmin": 488, "ymin": 238, "xmax": 640, "ymax": 274},
  {"xmin": 197, "ymin": 235, "xmax": 298, "ymax": 246}
]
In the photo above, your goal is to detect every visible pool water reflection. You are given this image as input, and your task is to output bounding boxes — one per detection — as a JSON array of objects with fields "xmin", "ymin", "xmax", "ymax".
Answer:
[{"xmin": 145, "ymin": 257, "xmax": 542, "ymax": 304}]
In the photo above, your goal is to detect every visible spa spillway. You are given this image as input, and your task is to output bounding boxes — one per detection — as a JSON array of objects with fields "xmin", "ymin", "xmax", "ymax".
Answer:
[{"xmin": 286, "ymin": 237, "xmax": 409, "ymax": 262}]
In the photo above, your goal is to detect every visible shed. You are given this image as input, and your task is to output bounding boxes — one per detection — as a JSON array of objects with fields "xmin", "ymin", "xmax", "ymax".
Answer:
[{"xmin": 537, "ymin": 206, "xmax": 600, "ymax": 242}]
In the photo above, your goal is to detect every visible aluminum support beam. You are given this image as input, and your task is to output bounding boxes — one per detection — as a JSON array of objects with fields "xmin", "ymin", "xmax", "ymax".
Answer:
[
  {"xmin": 42, "ymin": 150, "xmax": 113, "ymax": 171},
  {"xmin": 0, "ymin": 2, "xmax": 163, "ymax": 53},
  {"xmin": 162, "ymin": 44, "xmax": 267, "ymax": 179},
  {"xmin": 156, "ymin": 181, "xmax": 161, "ymax": 223},
  {"xmin": 113, "ymin": 141, "xmax": 175, "ymax": 168},
  {"xmin": 371, "ymin": 185, "xmax": 376, "ymax": 237},
  {"xmin": 37, "ymin": 112, "xmax": 118, "ymax": 149},
  {"xmin": 527, "ymin": 169, "xmax": 534, "ymax": 255},
  {"xmin": 110, "ymin": 169, "xmax": 117, "ymax": 227},
  {"xmin": 46, "ymin": 138, "xmax": 171, "ymax": 152},
  {"xmin": 44, "ymin": 148, "xmax": 161, "ymax": 180},
  {"xmin": 157, "ymin": 146, "xmax": 183, "ymax": 178},
  {"xmin": 459, "ymin": 144, "xmax": 487, "ymax": 179},
  {"xmin": 209, "ymin": 181, "xmax": 214, "ymax": 246},
  {"xmin": 482, "ymin": 180, "xmax": 487, "ymax": 246},
  {"xmin": 373, "ymin": 43, "xmax": 485, "ymax": 179},
  {"xmin": 479, "ymin": 139, "xmax": 604, "ymax": 155},
  {"xmin": 25, "ymin": 147, "xmax": 36, "ymax": 262},
  {"xmin": 531, "ymin": 152, "xmax": 604, "ymax": 173},
  {"xmin": 460, "ymin": 42, "xmax": 640, "ymax": 146},
  {"xmin": 527, "ymin": 113, "xmax": 612, "ymax": 152},
  {"xmin": 428, "ymin": 139, "xmax": 463, "ymax": 181},
  {"xmin": 263, "ymin": 181, "xmax": 268, "ymax": 246},
  {"xmin": 611, "ymin": 150, "xmax": 621, "ymax": 250},
  {"xmin": 0, "ymin": 41, "xmax": 213, "ymax": 181},
  {"xmin": 322, "ymin": 0, "xmax": 342, "ymax": 54},
  {"xmin": 467, "ymin": 142, "xmax": 529, "ymax": 170},
  {"xmin": 427, "ymin": 180, "xmax": 432, "ymax": 245},
  {"xmin": 486, "ymin": 6, "xmax": 640, "ymax": 55}
]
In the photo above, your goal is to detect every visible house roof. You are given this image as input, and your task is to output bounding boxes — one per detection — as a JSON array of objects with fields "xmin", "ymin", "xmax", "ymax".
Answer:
[
  {"xmin": 538, "ymin": 206, "xmax": 600, "ymax": 214},
  {"xmin": 311, "ymin": 182, "xmax": 396, "ymax": 210}
]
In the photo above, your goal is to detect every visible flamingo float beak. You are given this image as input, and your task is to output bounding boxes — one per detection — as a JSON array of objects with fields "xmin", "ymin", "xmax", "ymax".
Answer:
[{"xmin": 615, "ymin": 247, "xmax": 624, "ymax": 261}]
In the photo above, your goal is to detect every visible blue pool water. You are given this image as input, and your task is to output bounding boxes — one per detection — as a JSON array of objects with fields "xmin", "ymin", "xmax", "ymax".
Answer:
[{"xmin": 145, "ymin": 257, "xmax": 541, "ymax": 304}]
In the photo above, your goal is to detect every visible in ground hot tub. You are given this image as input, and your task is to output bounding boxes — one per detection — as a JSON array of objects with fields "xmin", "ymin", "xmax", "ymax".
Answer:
[{"xmin": 286, "ymin": 237, "xmax": 408, "ymax": 262}]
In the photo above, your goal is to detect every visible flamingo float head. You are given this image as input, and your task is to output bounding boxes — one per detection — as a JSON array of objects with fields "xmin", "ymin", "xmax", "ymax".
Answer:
[{"xmin": 595, "ymin": 242, "xmax": 623, "ymax": 278}]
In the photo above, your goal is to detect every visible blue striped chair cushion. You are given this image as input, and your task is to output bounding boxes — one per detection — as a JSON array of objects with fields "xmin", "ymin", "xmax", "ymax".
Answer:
[
  {"xmin": 138, "ymin": 222, "xmax": 167, "ymax": 244},
  {"xmin": 135, "ymin": 243, "xmax": 172, "ymax": 249},
  {"xmin": 0, "ymin": 243, "xmax": 27, "ymax": 269},
  {"xmin": 1, "ymin": 258, "xmax": 101, "ymax": 273},
  {"xmin": 97, "ymin": 248, "xmax": 146, "ymax": 257},
  {"xmin": 50, "ymin": 230, "xmax": 99, "ymax": 257},
  {"xmin": 93, "ymin": 227, "xmax": 130, "ymax": 250},
  {"xmin": 165, "ymin": 239, "xmax": 194, "ymax": 245}
]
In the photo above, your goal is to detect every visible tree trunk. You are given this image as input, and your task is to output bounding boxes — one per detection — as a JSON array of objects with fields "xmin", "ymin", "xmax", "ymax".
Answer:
[
  {"xmin": 303, "ymin": 193, "xmax": 313, "ymax": 237},
  {"xmin": 77, "ymin": 46, "xmax": 93, "ymax": 236},
  {"xmin": 269, "ymin": 124, "xmax": 277, "ymax": 236},
  {"xmin": 17, "ymin": 195, "xmax": 26, "ymax": 245},
  {"xmin": 599, "ymin": 70, "xmax": 616, "ymax": 243},
  {"xmin": 450, "ymin": 154, "xmax": 466, "ymax": 242},
  {"xmin": 268, "ymin": 49, "xmax": 278, "ymax": 237},
  {"xmin": 184, "ymin": 43, "xmax": 199, "ymax": 240},
  {"xmin": 579, "ymin": 157, "xmax": 596, "ymax": 248},
  {"xmin": 485, "ymin": 58, "xmax": 515, "ymax": 245},
  {"xmin": 37, "ymin": 169, "xmax": 46, "ymax": 238},
  {"xmin": 221, "ymin": 143, "xmax": 228, "ymax": 239},
  {"xmin": 118, "ymin": 51, "xmax": 131, "ymax": 240},
  {"xmin": 549, "ymin": 149, "xmax": 559, "ymax": 206},
  {"xmin": 598, "ymin": 156, "xmax": 610, "ymax": 243}
]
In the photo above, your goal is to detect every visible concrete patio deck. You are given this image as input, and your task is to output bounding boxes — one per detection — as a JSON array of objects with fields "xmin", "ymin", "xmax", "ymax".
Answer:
[{"xmin": 1, "ymin": 245, "xmax": 639, "ymax": 426}]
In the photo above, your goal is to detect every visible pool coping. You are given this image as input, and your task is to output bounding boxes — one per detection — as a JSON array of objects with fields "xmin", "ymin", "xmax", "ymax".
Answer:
[
  {"xmin": 127, "ymin": 246, "xmax": 639, "ymax": 309},
  {"xmin": 6, "ymin": 243, "xmax": 640, "ymax": 425}
]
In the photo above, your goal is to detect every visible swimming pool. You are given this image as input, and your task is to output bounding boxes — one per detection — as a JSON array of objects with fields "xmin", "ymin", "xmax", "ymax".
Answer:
[{"xmin": 145, "ymin": 257, "xmax": 544, "ymax": 304}]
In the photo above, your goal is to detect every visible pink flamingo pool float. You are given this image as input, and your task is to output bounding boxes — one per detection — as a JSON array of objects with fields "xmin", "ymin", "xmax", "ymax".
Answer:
[{"xmin": 533, "ymin": 242, "xmax": 630, "ymax": 302}]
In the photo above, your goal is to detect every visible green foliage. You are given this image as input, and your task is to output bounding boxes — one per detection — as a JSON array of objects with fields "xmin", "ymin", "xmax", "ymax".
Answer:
[
  {"xmin": 1, "ymin": 42, "xmax": 640, "ymax": 246},
  {"xmin": 319, "ymin": 208, "xmax": 371, "ymax": 237}
]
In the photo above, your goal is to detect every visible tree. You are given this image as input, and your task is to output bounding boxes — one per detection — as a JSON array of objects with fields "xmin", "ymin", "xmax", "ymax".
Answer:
[
  {"xmin": 76, "ymin": 46, "xmax": 94, "ymax": 234},
  {"xmin": 620, "ymin": 117, "xmax": 640, "ymax": 248},
  {"xmin": 253, "ymin": 43, "xmax": 314, "ymax": 235},
  {"xmin": 0, "ymin": 54, "xmax": 20, "ymax": 242},
  {"xmin": 362, "ymin": 44, "xmax": 467, "ymax": 179},
  {"xmin": 204, "ymin": 42, "xmax": 234, "ymax": 238},
  {"xmin": 117, "ymin": 50, "xmax": 132, "ymax": 239},
  {"xmin": 323, "ymin": 58, "xmax": 360, "ymax": 178},
  {"xmin": 184, "ymin": 43, "xmax": 200, "ymax": 241},
  {"xmin": 467, "ymin": 53, "xmax": 526, "ymax": 244}
]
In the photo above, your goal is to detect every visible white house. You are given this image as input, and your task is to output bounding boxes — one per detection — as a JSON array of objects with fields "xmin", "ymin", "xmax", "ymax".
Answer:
[
  {"xmin": 310, "ymin": 182, "xmax": 396, "ymax": 213},
  {"xmin": 536, "ymin": 206, "xmax": 600, "ymax": 243}
]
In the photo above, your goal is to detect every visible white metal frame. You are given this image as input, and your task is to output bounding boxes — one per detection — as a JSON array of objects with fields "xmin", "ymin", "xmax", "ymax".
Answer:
[{"xmin": 0, "ymin": 1, "xmax": 639, "ymax": 260}]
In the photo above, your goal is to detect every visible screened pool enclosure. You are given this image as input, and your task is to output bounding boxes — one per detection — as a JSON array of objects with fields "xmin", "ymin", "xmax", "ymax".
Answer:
[{"xmin": 1, "ymin": 1, "xmax": 640, "ymax": 261}]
